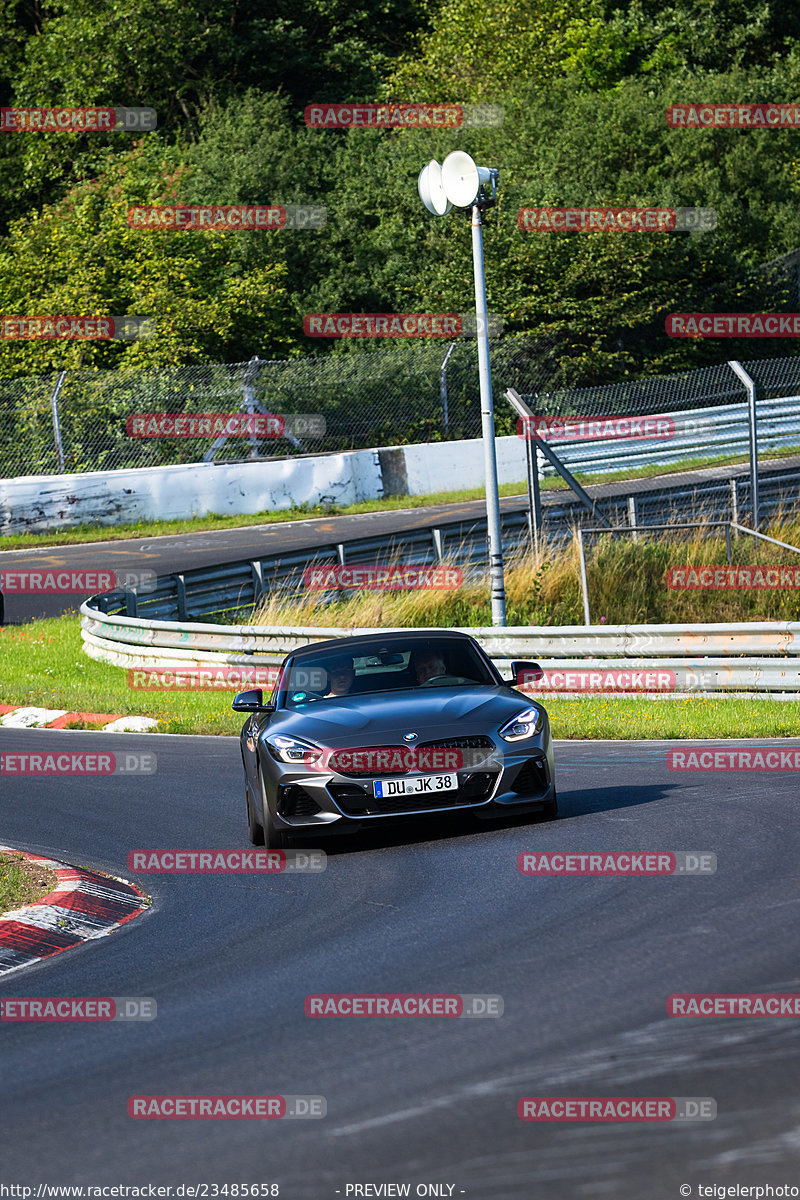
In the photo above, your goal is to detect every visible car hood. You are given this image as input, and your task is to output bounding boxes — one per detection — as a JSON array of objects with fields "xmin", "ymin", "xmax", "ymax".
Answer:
[{"xmin": 261, "ymin": 686, "xmax": 541, "ymax": 748}]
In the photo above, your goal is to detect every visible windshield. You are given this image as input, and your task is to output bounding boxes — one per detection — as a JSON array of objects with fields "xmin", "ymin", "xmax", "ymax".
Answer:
[{"xmin": 278, "ymin": 638, "xmax": 497, "ymax": 707}]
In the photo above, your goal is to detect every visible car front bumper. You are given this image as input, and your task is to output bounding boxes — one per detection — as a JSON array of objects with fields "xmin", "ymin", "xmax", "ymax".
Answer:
[{"xmin": 256, "ymin": 729, "xmax": 555, "ymax": 836}]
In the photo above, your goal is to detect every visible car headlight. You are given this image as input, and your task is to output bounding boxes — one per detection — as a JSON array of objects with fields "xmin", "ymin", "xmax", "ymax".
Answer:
[
  {"xmin": 265, "ymin": 733, "xmax": 323, "ymax": 765},
  {"xmin": 498, "ymin": 707, "xmax": 542, "ymax": 742}
]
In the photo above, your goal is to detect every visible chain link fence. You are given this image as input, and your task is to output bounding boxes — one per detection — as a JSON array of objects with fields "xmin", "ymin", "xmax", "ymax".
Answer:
[
  {"xmin": 522, "ymin": 356, "xmax": 800, "ymax": 415},
  {"xmin": 2, "ymin": 340, "xmax": 800, "ymax": 478}
]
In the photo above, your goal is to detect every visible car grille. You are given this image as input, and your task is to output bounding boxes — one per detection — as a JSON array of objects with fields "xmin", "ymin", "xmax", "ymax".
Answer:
[
  {"xmin": 277, "ymin": 784, "xmax": 321, "ymax": 818},
  {"xmin": 329, "ymin": 772, "xmax": 497, "ymax": 816},
  {"xmin": 511, "ymin": 756, "xmax": 549, "ymax": 795},
  {"xmin": 331, "ymin": 747, "xmax": 416, "ymax": 778},
  {"xmin": 331, "ymin": 736, "xmax": 497, "ymax": 778},
  {"xmin": 420, "ymin": 736, "xmax": 495, "ymax": 750}
]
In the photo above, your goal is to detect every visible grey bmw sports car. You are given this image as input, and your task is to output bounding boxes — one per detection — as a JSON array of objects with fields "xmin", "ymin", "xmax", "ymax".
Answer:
[{"xmin": 233, "ymin": 630, "xmax": 556, "ymax": 848}]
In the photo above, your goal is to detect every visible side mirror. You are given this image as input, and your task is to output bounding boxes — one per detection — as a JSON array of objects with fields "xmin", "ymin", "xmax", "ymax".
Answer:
[
  {"xmin": 506, "ymin": 660, "xmax": 543, "ymax": 686},
  {"xmin": 232, "ymin": 688, "xmax": 274, "ymax": 713}
]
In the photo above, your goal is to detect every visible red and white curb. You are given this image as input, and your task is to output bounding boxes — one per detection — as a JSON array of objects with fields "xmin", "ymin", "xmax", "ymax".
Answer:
[
  {"xmin": 0, "ymin": 845, "xmax": 150, "ymax": 977},
  {"xmin": 0, "ymin": 706, "xmax": 157, "ymax": 732}
]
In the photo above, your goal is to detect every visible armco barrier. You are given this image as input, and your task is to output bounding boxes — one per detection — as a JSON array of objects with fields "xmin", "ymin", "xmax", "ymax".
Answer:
[
  {"xmin": 80, "ymin": 615, "xmax": 800, "ymax": 664},
  {"xmin": 534, "ymin": 397, "xmax": 800, "ymax": 477},
  {"xmin": 77, "ymin": 466, "xmax": 800, "ymax": 694},
  {"xmin": 76, "ymin": 460, "xmax": 800, "ymax": 626},
  {"xmin": 80, "ymin": 608, "xmax": 800, "ymax": 694}
]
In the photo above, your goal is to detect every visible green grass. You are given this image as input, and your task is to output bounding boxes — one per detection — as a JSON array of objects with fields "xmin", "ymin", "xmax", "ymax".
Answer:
[
  {"xmin": 547, "ymin": 694, "xmax": 800, "ymax": 739},
  {"xmin": 1, "ymin": 617, "xmax": 242, "ymax": 735},
  {"xmin": 3, "ymin": 612, "xmax": 800, "ymax": 739},
  {"xmin": 3, "ymin": 446, "xmax": 797, "ymax": 551},
  {"xmin": 0, "ymin": 852, "xmax": 57, "ymax": 914}
]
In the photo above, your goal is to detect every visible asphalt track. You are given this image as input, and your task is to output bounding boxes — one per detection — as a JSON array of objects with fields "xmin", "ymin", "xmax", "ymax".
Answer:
[
  {"xmin": 2, "ymin": 729, "xmax": 799, "ymax": 1196},
  {"xmin": 1, "ymin": 497, "xmax": 528, "ymax": 622}
]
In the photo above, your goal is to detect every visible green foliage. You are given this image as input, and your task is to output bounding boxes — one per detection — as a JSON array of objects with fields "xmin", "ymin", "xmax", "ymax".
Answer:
[
  {"xmin": 3, "ymin": 0, "xmax": 800, "ymax": 386},
  {"xmin": 0, "ymin": 138, "xmax": 297, "ymax": 374},
  {"xmin": 387, "ymin": 0, "xmax": 800, "ymax": 99}
]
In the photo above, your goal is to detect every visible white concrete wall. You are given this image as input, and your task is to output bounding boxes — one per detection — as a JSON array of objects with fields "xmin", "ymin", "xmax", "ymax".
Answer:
[
  {"xmin": 402, "ymin": 434, "xmax": 527, "ymax": 495},
  {"xmin": 0, "ymin": 437, "xmax": 528, "ymax": 535}
]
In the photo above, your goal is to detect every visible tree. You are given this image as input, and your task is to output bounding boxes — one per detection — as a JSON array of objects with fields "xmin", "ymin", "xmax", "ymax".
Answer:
[{"xmin": 0, "ymin": 138, "xmax": 298, "ymax": 374}]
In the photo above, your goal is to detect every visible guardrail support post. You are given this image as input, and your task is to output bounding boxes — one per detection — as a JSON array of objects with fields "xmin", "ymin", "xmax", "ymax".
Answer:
[
  {"xmin": 432, "ymin": 528, "xmax": 444, "ymax": 561},
  {"xmin": 250, "ymin": 562, "xmax": 265, "ymax": 606},
  {"xmin": 730, "ymin": 479, "xmax": 739, "ymax": 533},
  {"xmin": 125, "ymin": 589, "xmax": 138, "ymax": 618},
  {"xmin": 336, "ymin": 544, "xmax": 346, "ymax": 565},
  {"xmin": 175, "ymin": 574, "xmax": 187, "ymax": 621},
  {"xmin": 628, "ymin": 496, "xmax": 638, "ymax": 543}
]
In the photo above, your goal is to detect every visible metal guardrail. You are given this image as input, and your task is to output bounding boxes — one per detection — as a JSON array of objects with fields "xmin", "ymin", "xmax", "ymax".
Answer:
[
  {"xmin": 78, "ymin": 464, "xmax": 800, "ymax": 694},
  {"xmin": 538, "ymin": 397, "xmax": 800, "ymax": 476},
  {"xmin": 80, "ymin": 615, "xmax": 800, "ymax": 664},
  {"xmin": 80, "ymin": 612, "xmax": 800, "ymax": 694},
  {"xmin": 82, "ymin": 463, "xmax": 800, "ymax": 624},
  {"xmin": 84, "ymin": 512, "xmax": 540, "ymax": 622}
]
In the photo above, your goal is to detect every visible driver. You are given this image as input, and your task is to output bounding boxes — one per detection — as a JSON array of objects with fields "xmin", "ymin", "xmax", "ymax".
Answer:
[
  {"xmin": 325, "ymin": 656, "xmax": 355, "ymax": 696},
  {"xmin": 413, "ymin": 649, "xmax": 447, "ymax": 684}
]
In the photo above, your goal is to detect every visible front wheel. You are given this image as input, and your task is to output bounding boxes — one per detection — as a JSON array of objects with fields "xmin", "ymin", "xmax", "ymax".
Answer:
[
  {"xmin": 541, "ymin": 786, "xmax": 558, "ymax": 820},
  {"xmin": 246, "ymin": 785, "xmax": 265, "ymax": 846},
  {"xmin": 259, "ymin": 770, "xmax": 291, "ymax": 849}
]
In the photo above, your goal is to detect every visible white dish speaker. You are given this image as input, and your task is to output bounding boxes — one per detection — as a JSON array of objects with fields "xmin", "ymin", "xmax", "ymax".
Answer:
[
  {"xmin": 441, "ymin": 151, "xmax": 495, "ymax": 208},
  {"xmin": 417, "ymin": 160, "xmax": 452, "ymax": 216}
]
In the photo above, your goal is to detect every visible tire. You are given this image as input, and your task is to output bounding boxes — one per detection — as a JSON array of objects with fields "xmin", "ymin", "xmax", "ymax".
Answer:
[
  {"xmin": 246, "ymin": 784, "xmax": 265, "ymax": 846},
  {"xmin": 541, "ymin": 786, "xmax": 558, "ymax": 821},
  {"xmin": 258, "ymin": 769, "xmax": 290, "ymax": 850}
]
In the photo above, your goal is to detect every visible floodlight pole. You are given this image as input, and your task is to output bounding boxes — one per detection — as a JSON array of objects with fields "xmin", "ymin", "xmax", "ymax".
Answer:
[{"xmin": 471, "ymin": 203, "xmax": 507, "ymax": 626}]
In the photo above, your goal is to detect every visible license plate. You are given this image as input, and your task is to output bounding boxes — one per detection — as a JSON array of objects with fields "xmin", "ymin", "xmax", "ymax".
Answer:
[{"xmin": 373, "ymin": 773, "xmax": 458, "ymax": 798}]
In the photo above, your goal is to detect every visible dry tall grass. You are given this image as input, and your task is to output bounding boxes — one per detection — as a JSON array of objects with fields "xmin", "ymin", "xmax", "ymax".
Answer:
[{"xmin": 249, "ymin": 511, "xmax": 800, "ymax": 628}]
